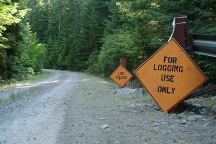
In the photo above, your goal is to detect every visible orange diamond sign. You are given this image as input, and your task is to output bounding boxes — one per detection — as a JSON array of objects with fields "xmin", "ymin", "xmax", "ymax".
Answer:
[
  {"xmin": 134, "ymin": 39, "xmax": 208, "ymax": 112},
  {"xmin": 110, "ymin": 65, "xmax": 133, "ymax": 88}
]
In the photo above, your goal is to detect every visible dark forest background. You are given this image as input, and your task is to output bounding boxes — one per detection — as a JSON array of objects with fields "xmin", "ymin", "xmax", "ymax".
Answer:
[{"xmin": 0, "ymin": 0, "xmax": 215, "ymax": 82}]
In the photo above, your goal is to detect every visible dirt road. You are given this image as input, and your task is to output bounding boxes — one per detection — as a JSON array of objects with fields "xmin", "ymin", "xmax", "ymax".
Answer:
[
  {"xmin": 0, "ymin": 70, "xmax": 80, "ymax": 144},
  {"xmin": 0, "ymin": 70, "xmax": 215, "ymax": 144}
]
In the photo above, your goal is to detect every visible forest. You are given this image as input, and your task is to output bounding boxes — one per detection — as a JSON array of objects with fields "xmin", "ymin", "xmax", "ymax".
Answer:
[{"xmin": 0, "ymin": 0, "xmax": 216, "ymax": 82}]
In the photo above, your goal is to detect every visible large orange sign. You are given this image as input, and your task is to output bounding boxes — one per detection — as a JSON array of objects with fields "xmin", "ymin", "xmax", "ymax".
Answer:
[
  {"xmin": 134, "ymin": 39, "xmax": 208, "ymax": 112},
  {"xmin": 110, "ymin": 65, "xmax": 133, "ymax": 88}
]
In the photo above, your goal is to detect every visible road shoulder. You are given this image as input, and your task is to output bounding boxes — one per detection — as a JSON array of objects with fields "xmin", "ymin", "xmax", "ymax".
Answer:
[{"xmin": 58, "ymin": 73, "xmax": 216, "ymax": 144}]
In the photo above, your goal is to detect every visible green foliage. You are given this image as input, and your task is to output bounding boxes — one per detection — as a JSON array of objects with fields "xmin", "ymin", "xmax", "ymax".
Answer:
[
  {"xmin": 193, "ymin": 55, "xmax": 216, "ymax": 83},
  {"xmin": 0, "ymin": 0, "xmax": 46, "ymax": 81},
  {"xmin": 25, "ymin": 0, "xmax": 216, "ymax": 83},
  {"xmin": 98, "ymin": 31, "xmax": 139, "ymax": 76},
  {"xmin": 0, "ymin": 0, "xmax": 28, "ymax": 49},
  {"xmin": 86, "ymin": 51, "xmax": 102, "ymax": 75},
  {"xmin": 27, "ymin": 0, "xmax": 109, "ymax": 71},
  {"xmin": 19, "ymin": 23, "xmax": 46, "ymax": 73}
]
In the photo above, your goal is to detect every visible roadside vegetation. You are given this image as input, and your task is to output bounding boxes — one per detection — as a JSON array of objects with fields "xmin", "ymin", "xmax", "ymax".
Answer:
[
  {"xmin": 0, "ymin": 85, "xmax": 39, "ymax": 107},
  {"xmin": 0, "ymin": 0, "xmax": 215, "ymax": 82},
  {"xmin": 0, "ymin": 0, "xmax": 46, "ymax": 82},
  {"xmin": 0, "ymin": 71, "xmax": 51, "ymax": 88}
]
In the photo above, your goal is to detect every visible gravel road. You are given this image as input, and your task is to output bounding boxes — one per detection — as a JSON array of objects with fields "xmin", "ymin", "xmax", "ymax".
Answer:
[
  {"xmin": 0, "ymin": 70, "xmax": 80, "ymax": 144},
  {"xmin": 0, "ymin": 70, "xmax": 215, "ymax": 144}
]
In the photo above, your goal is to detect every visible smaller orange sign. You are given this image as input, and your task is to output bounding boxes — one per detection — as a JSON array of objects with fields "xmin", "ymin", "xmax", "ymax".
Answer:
[{"xmin": 110, "ymin": 65, "xmax": 133, "ymax": 88}]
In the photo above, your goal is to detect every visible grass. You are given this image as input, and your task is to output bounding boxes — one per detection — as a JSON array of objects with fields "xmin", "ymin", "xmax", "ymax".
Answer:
[
  {"xmin": 0, "ymin": 71, "xmax": 53, "ymax": 107},
  {"xmin": 0, "ymin": 87, "xmax": 40, "ymax": 107},
  {"xmin": 0, "ymin": 71, "xmax": 70, "ymax": 107},
  {"xmin": 0, "ymin": 71, "xmax": 52, "ymax": 89}
]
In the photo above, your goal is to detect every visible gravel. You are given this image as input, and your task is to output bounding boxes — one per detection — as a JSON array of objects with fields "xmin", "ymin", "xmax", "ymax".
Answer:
[
  {"xmin": 57, "ymin": 73, "xmax": 216, "ymax": 144},
  {"xmin": 0, "ymin": 70, "xmax": 80, "ymax": 144},
  {"xmin": 0, "ymin": 70, "xmax": 215, "ymax": 144}
]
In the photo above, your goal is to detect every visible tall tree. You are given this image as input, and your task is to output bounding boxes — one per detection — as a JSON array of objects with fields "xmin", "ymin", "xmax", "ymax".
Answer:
[
  {"xmin": 25, "ymin": 0, "xmax": 216, "ymax": 81},
  {"xmin": 0, "ymin": 0, "xmax": 28, "ymax": 79}
]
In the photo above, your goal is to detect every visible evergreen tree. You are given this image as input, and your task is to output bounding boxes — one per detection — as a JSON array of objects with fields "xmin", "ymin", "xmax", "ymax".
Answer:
[{"xmin": 2, "ymin": 0, "xmax": 214, "ymax": 81}]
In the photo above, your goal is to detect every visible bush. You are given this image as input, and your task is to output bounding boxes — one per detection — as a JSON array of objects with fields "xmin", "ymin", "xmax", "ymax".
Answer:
[
  {"xmin": 98, "ymin": 31, "xmax": 140, "ymax": 76},
  {"xmin": 19, "ymin": 23, "xmax": 46, "ymax": 74}
]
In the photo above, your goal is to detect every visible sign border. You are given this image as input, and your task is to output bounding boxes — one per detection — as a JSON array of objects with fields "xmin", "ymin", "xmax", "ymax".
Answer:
[
  {"xmin": 110, "ymin": 65, "xmax": 133, "ymax": 88},
  {"xmin": 133, "ymin": 39, "xmax": 208, "ymax": 112}
]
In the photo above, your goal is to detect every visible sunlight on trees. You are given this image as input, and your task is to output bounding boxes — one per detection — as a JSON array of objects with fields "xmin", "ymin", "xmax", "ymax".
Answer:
[{"xmin": 0, "ymin": 0, "xmax": 215, "ymax": 82}]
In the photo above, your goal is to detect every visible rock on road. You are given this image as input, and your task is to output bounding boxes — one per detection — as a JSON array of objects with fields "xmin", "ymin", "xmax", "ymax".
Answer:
[{"xmin": 0, "ymin": 70, "xmax": 215, "ymax": 144}]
